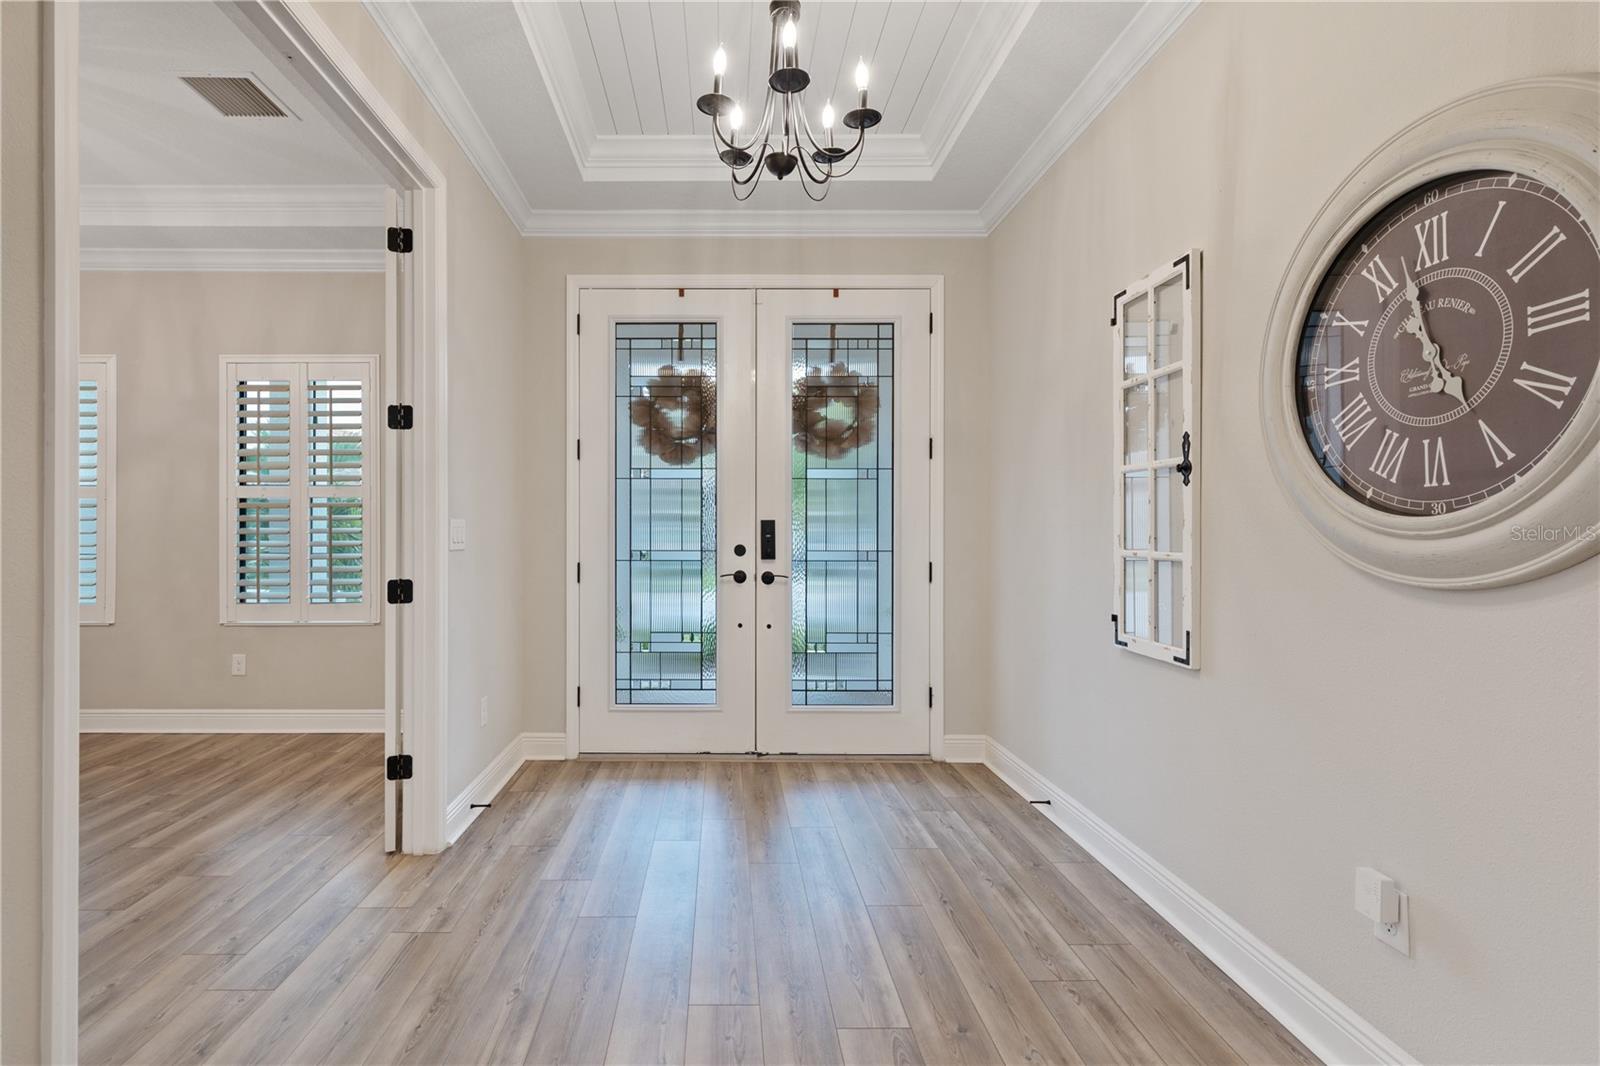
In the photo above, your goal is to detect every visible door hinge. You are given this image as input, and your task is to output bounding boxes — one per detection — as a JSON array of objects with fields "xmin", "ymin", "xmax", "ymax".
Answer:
[
  {"xmin": 576, "ymin": 438, "xmax": 581, "ymax": 460},
  {"xmin": 928, "ymin": 686, "xmax": 934, "ymax": 708},
  {"xmin": 386, "ymin": 753, "xmax": 413, "ymax": 780},
  {"xmin": 387, "ymin": 226, "xmax": 413, "ymax": 254},
  {"xmin": 929, "ymin": 436, "xmax": 934, "ymax": 460},
  {"xmin": 928, "ymin": 561, "xmax": 933, "ymax": 583},
  {"xmin": 386, "ymin": 578, "xmax": 414, "ymax": 604},
  {"xmin": 929, "ymin": 311, "xmax": 934, "ymax": 334},
  {"xmin": 576, "ymin": 562, "xmax": 581, "ymax": 583},
  {"xmin": 386, "ymin": 403, "xmax": 414, "ymax": 430},
  {"xmin": 576, "ymin": 313, "xmax": 581, "ymax": 335},
  {"xmin": 576, "ymin": 686, "xmax": 582, "ymax": 707}
]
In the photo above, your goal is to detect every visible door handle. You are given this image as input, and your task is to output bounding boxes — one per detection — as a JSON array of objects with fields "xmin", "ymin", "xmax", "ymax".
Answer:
[
  {"xmin": 760, "ymin": 570, "xmax": 789, "ymax": 585},
  {"xmin": 720, "ymin": 570, "xmax": 748, "ymax": 584}
]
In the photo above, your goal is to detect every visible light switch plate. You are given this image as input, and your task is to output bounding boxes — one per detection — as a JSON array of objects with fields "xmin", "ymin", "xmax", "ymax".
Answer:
[
  {"xmin": 449, "ymin": 518, "xmax": 467, "ymax": 551},
  {"xmin": 230, "ymin": 653, "xmax": 247, "ymax": 677}
]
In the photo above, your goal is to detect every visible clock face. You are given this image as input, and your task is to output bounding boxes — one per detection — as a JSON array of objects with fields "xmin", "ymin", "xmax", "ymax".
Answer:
[{"xmin": 1297, "ymin": 170, "xmax": 1599, "ymax": 516}]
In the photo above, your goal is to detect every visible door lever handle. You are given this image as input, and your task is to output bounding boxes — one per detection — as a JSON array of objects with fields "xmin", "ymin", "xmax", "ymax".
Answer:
[
  {"xmin": 760, "ymin": 571, "xmax": 789, "ymax": 585},
  {"xmin": 720, "ymin": 570, "xmax": 748, "ymax": 584}
]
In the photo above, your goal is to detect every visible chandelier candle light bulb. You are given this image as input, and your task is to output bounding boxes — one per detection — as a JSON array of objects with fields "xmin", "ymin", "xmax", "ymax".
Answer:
[{"xmin": 694, "ymin": 0, "xmax": 882, "ymax": 200}]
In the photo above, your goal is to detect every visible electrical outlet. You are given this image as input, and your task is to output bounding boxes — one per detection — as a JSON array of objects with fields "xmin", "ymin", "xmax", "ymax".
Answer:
[
  {"xmin": 230, "ymin": 653, "xmax": 247, "ymax": 677},
  {"xmin": 479, "ymin": 695, "xmax": 488, "ymax": 727},
  {"xmin": 1373, "ymin": 890, "xmax": 1411, "ymax": 956}
]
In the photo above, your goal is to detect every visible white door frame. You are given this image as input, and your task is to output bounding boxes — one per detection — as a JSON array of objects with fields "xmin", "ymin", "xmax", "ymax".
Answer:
[
  {"xmin": 565, "ymin": 274, "xmax": 947, "ymax": 761},
  {"xmin": 43, "ymin": 2, "xmax": 452, "ymax": 1057}
]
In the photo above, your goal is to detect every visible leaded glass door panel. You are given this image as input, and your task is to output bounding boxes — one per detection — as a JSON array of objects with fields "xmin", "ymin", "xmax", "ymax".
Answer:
[
  {"xmin": 577, "ymin": 290, "xmax": 756, "ymax": 753},
  {"xmin": 754, "ymin": 289, "xmax": 932, "ymax": 754}
]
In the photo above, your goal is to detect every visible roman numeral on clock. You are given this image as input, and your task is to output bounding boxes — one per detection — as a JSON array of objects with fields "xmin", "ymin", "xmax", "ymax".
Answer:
[
  {"xmin": 1421, "ymin": 437, "xmax": 1449, "ymax": 488},
  {"xmin": 1369, "ymin": 428, "xmax": 1408, "ymax": 483},
  {"xmin": 1330, "ymin": 312, "xmax": 1368, "ymax": 336},
  {"xmin": 1478, "ymin": 419, "xmax": 1516, "ymax": 469},
  {"xmin": 1525, "ymin": 289, "xmax": 1590, "ymax": 335},
  {"xmin": 1413, "ymin": 211, "xmax": 1448, "ymax": 269},
  {"xmin": 1360, "ymin": 255, "xmax": 1398, "ymax": 300},
  {"xmin": 1512, "ymin": 361, "xmax": 1578, "ymax": 408},
  {"xmin": 1506, "ymin": 225, "xmax": 1566, "ymax": 283},
  {"xmin": 1473, "ymin": 199, "xmax": 1506, "ymax": 257},
  {"xmin": 1329, "ymin": 392, "xmax": 1376, "ymax": 448},
  {"xmin": 1322, "ymin": 358, "xmax": 1360, "ymax": 388}
]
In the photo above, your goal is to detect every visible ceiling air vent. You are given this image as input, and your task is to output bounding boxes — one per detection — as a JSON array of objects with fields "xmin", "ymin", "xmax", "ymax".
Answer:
[{"xmin": 180, "ymin": 75, "xmax": 289, "ymax": 118}]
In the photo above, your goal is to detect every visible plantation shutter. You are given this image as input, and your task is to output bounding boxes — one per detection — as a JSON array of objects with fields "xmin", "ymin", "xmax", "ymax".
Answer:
[
  {"xmin": 79, "ymin": 356, "xmax": 115, "ymax": 624},
  {"xmin": 223, "ymin": 357, "xmax": 377, "ymax": 623}
]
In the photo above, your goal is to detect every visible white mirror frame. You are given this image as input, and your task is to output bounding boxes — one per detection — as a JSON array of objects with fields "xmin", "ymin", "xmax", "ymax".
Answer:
[{"xmin": 1260, "ymin": 75, "xmax": 1600, "ymax": 589}]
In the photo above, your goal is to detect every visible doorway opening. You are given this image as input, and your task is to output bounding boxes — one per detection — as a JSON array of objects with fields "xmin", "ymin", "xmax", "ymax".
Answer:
[{"xmin": 570, "ymin": 281, "xmax": 945, "ymax": 756}]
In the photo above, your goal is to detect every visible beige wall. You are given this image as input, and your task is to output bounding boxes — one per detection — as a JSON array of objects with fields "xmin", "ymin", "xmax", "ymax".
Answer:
[
  {"xmin": 312, "ymin": 2, "xmax": 532, "ymax": 798},
  {"xmin": 984, "ymin": 3, "xmax": 1599, "ymax": 1062},
  {"xmin": 2, "ymin": 2, "xmax": 46, "ymax": 1059},
  {"xmin": 78, "ymin": 271, "xmax": 385, "ymax": 711},
  {"xmin": 520, "ymin": 237, "xmax": 993, "ymax": 738}
]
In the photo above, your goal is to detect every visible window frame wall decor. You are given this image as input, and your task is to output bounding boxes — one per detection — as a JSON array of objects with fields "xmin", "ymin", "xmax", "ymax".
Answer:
[
  {"xmin": 78, "ymin": 354, "xmax": 116, "ymax": 625},
  {"xmin": 219, "ymin": 353, "xmax": 380, "ymax": 626},
  {"xmin": 1112, "ymin": 252, "xmax": 1202, "ymax": 669}
]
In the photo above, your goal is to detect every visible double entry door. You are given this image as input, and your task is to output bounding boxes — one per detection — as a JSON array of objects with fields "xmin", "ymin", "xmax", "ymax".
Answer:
[{"xmin": 577, "ymin": 286, "xmax": 932, "ymax": 754}]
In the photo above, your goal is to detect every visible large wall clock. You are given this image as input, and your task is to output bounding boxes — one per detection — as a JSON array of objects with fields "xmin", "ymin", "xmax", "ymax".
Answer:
[{"xmin": 1261, "ymin": 76, "xmax": 1599, "ymax": 588}]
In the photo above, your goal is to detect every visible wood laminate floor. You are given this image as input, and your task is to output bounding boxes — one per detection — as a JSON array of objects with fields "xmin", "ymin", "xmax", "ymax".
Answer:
[{"xmin": 80, "ymin": 734, "xmax": 1318, "ymax": 1066}]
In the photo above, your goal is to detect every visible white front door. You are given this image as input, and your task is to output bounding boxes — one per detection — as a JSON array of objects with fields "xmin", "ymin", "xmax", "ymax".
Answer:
[{"xmin": 577, "ymin": 286, "xmax": 931, "ymax": 755}]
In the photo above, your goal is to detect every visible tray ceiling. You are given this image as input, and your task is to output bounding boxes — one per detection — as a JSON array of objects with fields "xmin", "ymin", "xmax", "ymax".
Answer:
[{"xmin": 369, "ymin": 1, "xmax": 1198, "ymax": 234}]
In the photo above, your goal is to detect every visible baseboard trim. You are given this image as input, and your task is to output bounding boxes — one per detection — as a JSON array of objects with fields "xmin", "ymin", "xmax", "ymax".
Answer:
[
  {"xmin": 982, "ymin": 736, "xmax": 1415, "ymax": 1066},
  {"xmin": 80, "ymin": 708, "xmax": 384, "ymax": 733},
  {"xmin": 446, "ymin": 732, "xmax": 568, "ymax": 843},
  {"xmin": 941, "ymin": 734, "xmax": 989, "ymax": 762}
]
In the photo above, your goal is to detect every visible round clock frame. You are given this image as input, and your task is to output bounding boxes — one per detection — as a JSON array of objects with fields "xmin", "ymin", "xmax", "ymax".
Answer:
[{"xmin": 1260, "ymin": 75, "xmax": 1600, "ymax": 589}]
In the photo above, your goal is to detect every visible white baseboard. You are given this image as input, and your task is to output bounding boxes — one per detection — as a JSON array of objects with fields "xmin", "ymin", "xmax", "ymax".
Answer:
[
  {"xmin": 941, "ymin": 734, "xmax": 989, "ymax": 762},
  {"xmin": 982, "ymin": 736, "xmax": 1414, "ymax": 1066},
  {"xmin": 446, "ymin": 732, "xmax": 568, "ymax": 843},
  {"xmin": 80, "ymin": 708, "xmax": 384, "ymax": 733}
]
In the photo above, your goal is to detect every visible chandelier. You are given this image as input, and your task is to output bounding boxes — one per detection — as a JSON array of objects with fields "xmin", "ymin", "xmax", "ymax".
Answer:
[{"xmin": 696, "ymin": 0, "xmax": 880, "ymax": 201}]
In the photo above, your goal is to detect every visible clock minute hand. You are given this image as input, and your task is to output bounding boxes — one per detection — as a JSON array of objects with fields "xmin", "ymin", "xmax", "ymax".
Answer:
[{"xmin": 1401, "ymin": 262, "xmax": 1470, "ymax": 409}]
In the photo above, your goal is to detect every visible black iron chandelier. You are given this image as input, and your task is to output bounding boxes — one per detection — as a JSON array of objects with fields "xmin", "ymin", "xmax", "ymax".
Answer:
[{"xmin": 696, "ymin": 0, "xmax": 880, "ymax": 201}]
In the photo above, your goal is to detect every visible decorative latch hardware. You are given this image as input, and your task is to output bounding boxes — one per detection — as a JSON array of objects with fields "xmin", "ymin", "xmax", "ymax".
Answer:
[{"xmin": 1176, "ymin": 431, "xmax": 1194, "ymax": 486}]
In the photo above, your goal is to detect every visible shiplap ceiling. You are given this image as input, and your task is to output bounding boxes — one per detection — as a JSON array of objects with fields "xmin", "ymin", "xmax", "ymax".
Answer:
[{"xmin": 370, "ymin": 0, "xmax": 1199, "ymax": 234}]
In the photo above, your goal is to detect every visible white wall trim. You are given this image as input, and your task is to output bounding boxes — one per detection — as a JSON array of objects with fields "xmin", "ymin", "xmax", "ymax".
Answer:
[
  {"xmin": 80, "ymin": 183, "xmax": 387, "ymax": 228},
  {"xmin": 941, "ymin": 734, "xmax": 988, "ymax": 762},
  {"xmin": 80, "ymin": 709, "xmax": 385, "ymax": 733},
  {"xmin": 446, "ymin": 731, "xmax": 568, "ymax": 843},
  {"xmin": 978, "ymin": 0, "xmax": 1198, "ymax": 231},
  {"xmin": 80, "ymin": 247, "xmax": 385, "ymax": 273},
  {"xmin": 982, "ymin": 736, "xmax": 1417, "ymax": 1066},
  {"xmin": 360, "ymin": 1, "xmax": 534, "ymax": 230},
  {"xmin": 525, "ymin": 208, "xmax": 987, "ymax": 239}
]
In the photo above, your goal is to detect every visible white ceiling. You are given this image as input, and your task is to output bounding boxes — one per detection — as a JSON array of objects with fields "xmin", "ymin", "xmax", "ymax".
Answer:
[
  {"xmin": 368, "ymin": 0, "xmax": 1196, "ymax": 232},
  {"xmin": 78, "ymin": 0, "xmax": 1198, "ymax": 260}
]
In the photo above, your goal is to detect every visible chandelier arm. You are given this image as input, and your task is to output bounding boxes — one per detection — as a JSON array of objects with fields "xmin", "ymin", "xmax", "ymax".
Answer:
[
  {"xmin": 712, "ymin": 90, "xmax": 777, "ymax": 156},
  {"xmin": 794, "ymin": 139, "xmax": 834, "ymax": 184},
  {"xmin": 797, "ymin": 161, "xmax": 830, "ymax": 202},
  {"xmin": 825, "ymin": 132, "xmax": 869, "ymax": 178},
  {"xmin": 730, "ymin": 140, "xmax": 772, "ymax": 187},
  {"xmin": 732, "ymin": 152, "xmax": 769, "ymax": 201}
]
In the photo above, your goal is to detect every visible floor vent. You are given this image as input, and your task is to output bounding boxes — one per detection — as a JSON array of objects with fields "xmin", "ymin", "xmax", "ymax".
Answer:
[{"xmin": 180, "ymin": 75, "xmax": 289, "ymax": 118}]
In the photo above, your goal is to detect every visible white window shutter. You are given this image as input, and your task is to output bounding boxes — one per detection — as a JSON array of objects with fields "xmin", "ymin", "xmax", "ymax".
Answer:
[
  {"xmin": 222, "ymin": 356, "xmax": 377, "ymax": 625},
  {"xmin": 79, "ymin": 356, "xmax": 116, "ymax": 625}
]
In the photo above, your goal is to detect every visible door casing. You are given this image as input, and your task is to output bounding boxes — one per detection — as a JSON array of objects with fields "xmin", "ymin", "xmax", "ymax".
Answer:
[{"xmin": 565, "ymin": 275, "xmax": 947, "ymax": 759}]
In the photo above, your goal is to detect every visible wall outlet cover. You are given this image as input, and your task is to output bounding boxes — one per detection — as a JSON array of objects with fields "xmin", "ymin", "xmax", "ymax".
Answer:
[
  {"xmin": 230, "ymin": 653, "xmax": 247, "ymax": 677},
  {"xmin": 1374, "ymin": 890, "xmax": 1411, "ymax": 956}
]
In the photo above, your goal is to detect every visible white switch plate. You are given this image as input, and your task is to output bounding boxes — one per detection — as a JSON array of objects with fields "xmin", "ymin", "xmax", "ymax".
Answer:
[
  {"xmin": 230, "ymin": 653, "xmax": 247, "ymax": 676},
  {"xmin": 1374, "ymin": 890, "xmax": 1411, "ymax": 956},
  {"xmin": 449, "ymin": 518, "xmax": 467, "ymax": 551}
]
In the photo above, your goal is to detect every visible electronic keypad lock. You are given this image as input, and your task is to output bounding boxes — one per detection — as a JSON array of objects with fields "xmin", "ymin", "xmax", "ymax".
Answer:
[{"xmin": 760, "ymin": 519, "xmax": 776, "ymax": 560}]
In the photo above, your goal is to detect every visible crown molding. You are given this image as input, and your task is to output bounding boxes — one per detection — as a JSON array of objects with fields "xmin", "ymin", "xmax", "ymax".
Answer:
[
  {"xmin": 979, "ymin": 0, "xmax": 1199, "ymax": 230},
  {"xmin": 80, "ymin": 183, "xmax": 387, "ymax": 228},
  {"xmin": 523, "ymin": 208, "xmax": 987, "ymax": 239},
  {"xmin": 80, "ymin": 246, "xmax": 385, "ymax": 272},
  {"xmin": 919, "ymin": 1, "xmax": 1039, "ymax": 174},
  {"xmin": 361, "ymin": 0, "xmax": 533, "ymax": 229}
]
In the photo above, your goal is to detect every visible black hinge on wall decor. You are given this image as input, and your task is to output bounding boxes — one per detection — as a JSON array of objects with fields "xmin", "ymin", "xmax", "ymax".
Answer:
[
  {"xmin": 387, "ymin": 578, "xmax": 414, "ymax": 604},
  {"xmin": 386, "ymin": 226, "xmax": 413, "ymax": 254},
  {"xmin": 387, "ymin": 404, "xmax": 414, "ymax": 430},
  {"xmin": 386, "ymin": 753, "xmax": 413, "ymax": 780},
  {"xmin": 1173, "ymin": 253, "xmax": 1192, "ymax": 289},
  {"xmin": 1173, "ymin": 630, "xmax": 1193, "ymax": 666},
  {"xmin": 1111, "ymin": 613, "xmax": 1129, "ymax": 647},
  {"xmin": 1110, "ymin": 288, "xmax": 1128, "ymax": 326}
]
